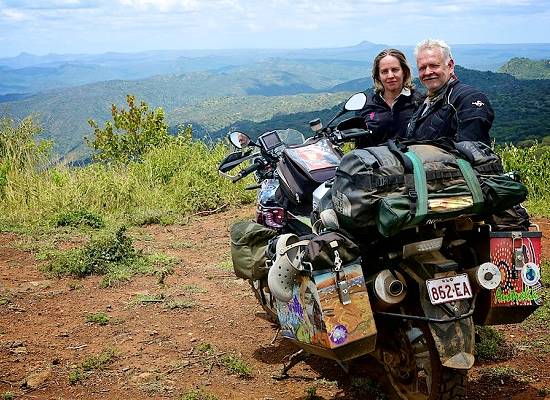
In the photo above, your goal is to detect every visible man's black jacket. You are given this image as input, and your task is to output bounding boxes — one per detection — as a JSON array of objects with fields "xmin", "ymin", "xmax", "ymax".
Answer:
[{"xmin": 406, "ymin": 79, "xmax": 494, "ymax": 145}]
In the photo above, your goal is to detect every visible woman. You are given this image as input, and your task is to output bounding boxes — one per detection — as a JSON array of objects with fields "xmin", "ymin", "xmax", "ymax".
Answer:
[{"xmin": 356, "ymin": 48, "xmax": 424, "ymax": 147}]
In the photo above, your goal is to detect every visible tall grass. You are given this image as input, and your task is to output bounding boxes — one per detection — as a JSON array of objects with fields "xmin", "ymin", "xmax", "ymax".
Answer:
[
  {"xmin": 1, "ymin": 115, "xmax": 548, "ymax": 231},
  {"xmin": 497, "ymin": 144, "xmax": 550, "ymax": 216},
  {"xmin": 0, "ymin": 118, "xmax": 254, "ymax": 231}
]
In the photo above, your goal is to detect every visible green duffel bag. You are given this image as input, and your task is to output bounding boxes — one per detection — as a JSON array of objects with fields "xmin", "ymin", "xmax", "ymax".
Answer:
[
  {"xmin": 330, "ymin": 141, "xmax": 528, "ymax": 238},
  {"xmin": 230, "ymin": 220, "xmax": 277, "ymax": 280}
]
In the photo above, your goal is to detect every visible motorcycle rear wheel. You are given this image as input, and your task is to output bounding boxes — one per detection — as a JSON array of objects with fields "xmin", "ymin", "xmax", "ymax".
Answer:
[{"xmin": 380, "ymin": 321, "xmax": 467, "ymax": 400}]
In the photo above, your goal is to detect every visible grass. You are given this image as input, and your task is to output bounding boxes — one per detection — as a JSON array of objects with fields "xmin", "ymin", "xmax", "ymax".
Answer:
[
  {"xmin": 179, "ymin": 388, "xmax": 219, "ymax": 400},
  {"xmin": 192, "ymin": 343, "xmax": 251, "ymax": 378},
  {"xmin": 524, "ymin": 261, "xmax": 550, "ymax": 326},
  {"xmin": 215, "ymin": 259, "xmax": 233, "ymax": 271},
  {"xmin": 165, "ymin": 299, "xmax": 195, "ymax": 309},
  {"xmin": 0, "ymin": 118, "xmax": 255, "ymax": 232},
  {"xmin": 81, "ymin": 348, "xmax": 117, "ymax": 371},
  {"xmin": 85, "ymin": 312, "xmax": 110, "ymax": 326},
  {"xmin": 39, "ymin": 227, "xmax": 177, "ymax": 288},
  {"xmin": 1, "ymin": 392, "xmax": 14, "ymax": 400},
  {"xmin": 52, "ymin": 209, "xmax": 104, "ymax": 229},
  {"xmin": 349, "ymin": 377, "xmax": 388, "ymax": 400},
  {"xmin": 498, "ymin": 144, "xmax": 550, "ymax": 217},
  {"xmin": 69, "ymin": 347, "xmax": 117, "ymax": 385},
  {"xmin": 169, "ymin": 241, "xmax": 194, "ymax": 249},
  {"xmin": 0, "ymin": 295, "xmax": 11, "ymax": 306},
  {"xmin": 129, "ymin": 293, "xmax": 165, "ymax": 307},
  {"xmin": 180, "ymin": 284, "xmax": 207, "ymax": 293},
  {"xmin": 478, "ymin": 366, "xmax": 532, "ymax": 384},
  {"xmin": 220, "ymin": 354, "xmax": 252, "ymax": 378},
  {"xmin": 475, "ymin": 326, "xmax": 515, "ymax": 360}
]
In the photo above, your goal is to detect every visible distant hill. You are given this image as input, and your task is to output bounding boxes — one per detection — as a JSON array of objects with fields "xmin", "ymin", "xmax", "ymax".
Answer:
[
  {"xmin": 0, "ymin": 59, "xmax": 369, "ymax": 156},
  {"xmin": 2, "ymin": 43, "xmax": 550, "ymax": 96},
  {"xmin": 498, "ymin": 57, "xmax": 550, "ymax": 79},
  {"xmin": 217, "ymin": 66, "xmax": 550, "ymax": 145},
  {"xmin": 2, "ymin": 59, "xmax": 550, "ymax": 161}
]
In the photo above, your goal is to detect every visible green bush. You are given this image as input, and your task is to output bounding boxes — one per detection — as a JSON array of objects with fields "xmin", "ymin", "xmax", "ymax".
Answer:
[
  {"xmin": 0, "ymin": 128, "xmax": 254, "ymax": 230},
  {"xmin": 475, "ymin": 326, "xmax": 516, "ymax": 361},
  {"xmin": 497, "ymin": 143, "xmax": 550, "ymax": 216},
  {"xmin": 53, "ymin": 209, "xmax": 104, "ymax": 229},
  {"xmin": 43, "ymin": 227, "xmax": 137, "ymax": 278}
]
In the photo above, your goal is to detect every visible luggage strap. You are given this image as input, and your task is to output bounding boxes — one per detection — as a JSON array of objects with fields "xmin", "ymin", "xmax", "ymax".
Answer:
[
  {"xmin": 342, "ymin": 169, "xmax": 464, "ymax": 191},
  {"xmin": 403, "ymin": 150, "xmax": 428, "ymax": 225},
  {"xmin": 456, "ymin": 158, "xmax": 484, "ymax": 214}
]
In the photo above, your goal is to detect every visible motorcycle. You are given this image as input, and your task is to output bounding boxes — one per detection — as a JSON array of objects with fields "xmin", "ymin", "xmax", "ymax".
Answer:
[
  {"xmin": 219, "ymin": 92, "xmax": 369, "ymax": 236},
  {"xmin": 218, "ymin": 93, "xmax": 544, "ymax": 400}
]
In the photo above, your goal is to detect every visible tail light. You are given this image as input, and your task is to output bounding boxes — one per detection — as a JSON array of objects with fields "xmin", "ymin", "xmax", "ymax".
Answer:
[{"xmin": 256, "ymin": 205, "xmax": 286, "ymax": 229}]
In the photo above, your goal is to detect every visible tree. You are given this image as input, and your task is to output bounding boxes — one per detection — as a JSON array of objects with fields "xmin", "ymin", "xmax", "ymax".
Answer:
[{"xmin": 86, "ymin": 95, "xmax": 171, "ymax": 163}]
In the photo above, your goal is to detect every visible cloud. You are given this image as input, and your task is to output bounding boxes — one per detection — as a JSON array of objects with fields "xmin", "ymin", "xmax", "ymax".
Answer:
[
  {"xmin": 0, "ymin": 0, "xmax": 548, "ymax": 56},
  {"xmin": 1, "ymin": 8, "xmax": 33, "ymax": 21},
  {"xmin": 2, "ymin": 0, "xmax": 101, "ymax": 9}
]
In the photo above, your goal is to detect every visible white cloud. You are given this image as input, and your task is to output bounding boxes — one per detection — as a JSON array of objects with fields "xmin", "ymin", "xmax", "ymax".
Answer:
[{"xmin": 1, "ymin": 8, "xmax": 33, "ymax": 21}]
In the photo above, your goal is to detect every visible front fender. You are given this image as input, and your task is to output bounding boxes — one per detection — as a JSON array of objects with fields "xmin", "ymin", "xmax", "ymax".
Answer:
[{"xmin": 419, "ymin": 285, "xmax": 475, "ymax": 369}]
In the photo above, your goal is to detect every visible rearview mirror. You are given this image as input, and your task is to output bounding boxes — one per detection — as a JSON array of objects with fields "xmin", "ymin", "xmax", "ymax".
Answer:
[
  {"xmin": 228, "ymin": 131, "xmax": 251, "ymax": 149},
  {"xmin": 344, "ymin": 92, "xmax": 367, "ymax": 111}
]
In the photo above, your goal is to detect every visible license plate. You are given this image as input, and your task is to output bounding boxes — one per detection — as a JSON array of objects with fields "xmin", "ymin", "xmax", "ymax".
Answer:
[{"xmin": 426, "ymin": 274, "xmax": 473, "ymax": 305}]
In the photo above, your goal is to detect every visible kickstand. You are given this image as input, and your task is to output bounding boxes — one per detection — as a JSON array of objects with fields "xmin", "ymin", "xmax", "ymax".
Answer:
[
  {"xmin": 272, "ymin": 349, "xmax": 308, "ymax": 380},
  {"xmin": 270, "ymin": 328, "xmax": 280, "ymax": 345}
]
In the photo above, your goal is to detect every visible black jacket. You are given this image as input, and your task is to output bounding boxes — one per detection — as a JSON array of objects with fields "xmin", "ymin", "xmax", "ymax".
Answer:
[
  {"xmin": 406, "ymin": 80, "xmax": 494, "ymax": 145},
  {"xmin": 356, "ymin": 88, "xmax": 424, "ymax": 147}
]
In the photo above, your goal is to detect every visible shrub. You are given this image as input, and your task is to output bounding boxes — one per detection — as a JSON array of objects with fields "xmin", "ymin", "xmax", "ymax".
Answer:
[
  {"xmin": 475, "ymin": 326, "xmax": 515, "ymax": 360},
  {"xmin": 53, "ymin": 209, "xmax": 104, "ymax": 229},
  {"xmin": 86, "ymin": 95, "xmax": 172, "ymax": 164}
]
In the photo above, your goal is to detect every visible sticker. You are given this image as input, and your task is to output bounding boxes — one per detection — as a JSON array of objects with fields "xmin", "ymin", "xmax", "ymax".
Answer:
[
  {"xmin": 521, "ymin": 262, "xmax": 541, "ymax": 287},
  {"xmin": 330, "ymin": 325, "xmax": 348, "ymax": 345},
  {"xmin": 472, "ymin": 100, "xmax": 485, "ymax": 107}
]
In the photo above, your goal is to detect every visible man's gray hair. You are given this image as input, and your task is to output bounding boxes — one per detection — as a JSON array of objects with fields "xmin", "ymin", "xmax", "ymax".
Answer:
[{"xmin": 414, "ymin": 39, "xmax": 453, "ymax": 62}]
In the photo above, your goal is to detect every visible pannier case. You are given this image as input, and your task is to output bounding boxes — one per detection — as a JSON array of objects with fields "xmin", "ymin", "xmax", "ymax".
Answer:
[
  {"xmin": 474, "ymin": 230, "xmax": 543, "ymax": 325},
  {"xmin": 275, "ymin": 263, "xmax": 377, "ymax": 361}
]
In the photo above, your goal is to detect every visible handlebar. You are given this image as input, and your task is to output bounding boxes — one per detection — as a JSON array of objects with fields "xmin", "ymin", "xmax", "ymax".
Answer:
[
  {"xmin": 339, "ymin": 128, "xmax": 371, "ymax": 141},
  {"xmin": 233, "ymin": 161, "xmax": 261, "ymax": 182}
]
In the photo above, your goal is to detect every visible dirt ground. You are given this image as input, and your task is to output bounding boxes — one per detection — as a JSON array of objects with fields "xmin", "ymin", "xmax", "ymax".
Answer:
[{"xmin": 0, "ymin": 206, "xmax": 549, "ymax": 400}]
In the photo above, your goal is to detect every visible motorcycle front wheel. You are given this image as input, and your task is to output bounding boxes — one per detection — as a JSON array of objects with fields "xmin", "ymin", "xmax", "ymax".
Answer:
[{"xmin": 377, "ymin": 320, "xmax": 467, "ymax": 400}]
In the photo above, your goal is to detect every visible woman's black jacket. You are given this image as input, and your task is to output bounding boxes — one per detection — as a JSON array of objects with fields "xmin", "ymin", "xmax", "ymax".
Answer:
[{"xmin": 355, "ymin": 88, "xmax": 424, "ymax": 148}]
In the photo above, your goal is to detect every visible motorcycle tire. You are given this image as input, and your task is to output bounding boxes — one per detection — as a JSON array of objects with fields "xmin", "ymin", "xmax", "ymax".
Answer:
[
  {"xmin": 379, "ymin": 320, "xmax": 467, "ymax": 400},
  {"xmin": 249, "ymin": 279, "xmax": 279, "ymax": 324}
]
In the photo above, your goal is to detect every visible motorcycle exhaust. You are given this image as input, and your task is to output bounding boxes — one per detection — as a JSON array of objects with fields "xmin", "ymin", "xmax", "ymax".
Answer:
[{"xmin": 367, "ymin": 269, "xmax": 407, "ymax": 310}]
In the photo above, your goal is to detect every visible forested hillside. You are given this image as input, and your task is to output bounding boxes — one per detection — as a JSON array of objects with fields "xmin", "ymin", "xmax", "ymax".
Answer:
[
  {"xmin": 221, "ymin": 66, "xmax": 550, "ymax": 144},
  {"xmin": 1, "ymin": 57, "xmax": 550, "ymax": 160},
  {"xmin": 498, "ymin": 57, "xmax": 550, "ymax": 79}
]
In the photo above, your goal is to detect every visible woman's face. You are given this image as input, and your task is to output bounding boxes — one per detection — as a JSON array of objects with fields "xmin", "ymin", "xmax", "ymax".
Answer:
[{"xmin": 378, "ymin": 55, "xmax": 404, "ymax": 93}]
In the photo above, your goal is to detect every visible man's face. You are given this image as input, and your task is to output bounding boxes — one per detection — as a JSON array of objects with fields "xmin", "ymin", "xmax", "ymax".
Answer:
[{"xmin": 416, "ymin": 47, "xmax": 455, "ymax": 95}]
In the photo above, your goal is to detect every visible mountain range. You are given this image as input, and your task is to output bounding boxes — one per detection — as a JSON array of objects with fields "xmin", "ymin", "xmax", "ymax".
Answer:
[{"xmin": 1, "ymin": 41, "xmax": 550, "ymax": 160}]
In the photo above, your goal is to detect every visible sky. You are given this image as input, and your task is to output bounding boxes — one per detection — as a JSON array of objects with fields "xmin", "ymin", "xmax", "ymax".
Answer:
[{"xmin": 0, "ymin": 0, "xmax": 549, "ymax": 57}]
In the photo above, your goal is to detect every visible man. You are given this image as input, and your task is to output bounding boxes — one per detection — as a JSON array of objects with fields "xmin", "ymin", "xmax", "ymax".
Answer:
[{"xmin": 406, "ymin": 39, "xmax": 494, "ymax": 145}]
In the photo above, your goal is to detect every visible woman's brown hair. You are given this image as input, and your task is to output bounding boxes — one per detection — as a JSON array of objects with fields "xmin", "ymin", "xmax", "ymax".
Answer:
[{"xmin": 371, "ymin": 48, "xmax": 413, "ymax": 93}]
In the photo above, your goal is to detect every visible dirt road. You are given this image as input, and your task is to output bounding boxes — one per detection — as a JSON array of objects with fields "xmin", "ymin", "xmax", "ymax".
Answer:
[{"xmin": 1, "ymin": 207, "xmax": 548, "ymax": 399}]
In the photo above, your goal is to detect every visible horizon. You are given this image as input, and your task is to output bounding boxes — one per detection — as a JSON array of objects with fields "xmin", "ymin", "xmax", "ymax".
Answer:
[
  {"xmin": 1, "ymin": 0, "xmax": 549, "ymax": 57},
  {"xmin": 4, "ymin": 40, "xmax": 550, "ymax": 59}
]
